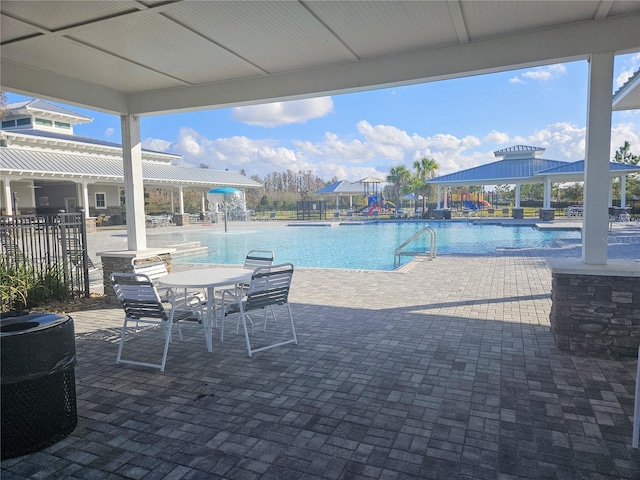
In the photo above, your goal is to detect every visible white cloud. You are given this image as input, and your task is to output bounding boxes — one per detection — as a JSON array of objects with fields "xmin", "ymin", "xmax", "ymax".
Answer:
[
  {"xmin": 610, "ymin": 122, "xmax": 640, "ymax": 160},
  {"xmin": 104, "ymin": 127, "xmax": 115, "ymax": 138},
  {"xmin": 141, "ymin": 137, "xmax": 172, "ymax": 152},
  {"xmin": 483, "ymin": 130, "xmax": 510, "ymax": 144},
  {"xmin": 154, "ymin": 117, "xmax": 637, "ymax": 182},
  {"xmin": 232, "ymin": 97, "xmax": 333, "ymax": 127},
  {"xmin": 510, "ymin": 64, "xmax": 567, "ymax": 84},
  {"xmin": 615, "ymin": 52, "xmax": 640, "ymax": 88}
]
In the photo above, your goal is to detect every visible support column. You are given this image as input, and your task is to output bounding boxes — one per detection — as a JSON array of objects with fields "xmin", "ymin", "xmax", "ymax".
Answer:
[
  {"xmin": 173, "ymin": 186, "xmax": 189, "ymax": 226},
  {"xmin": 608, "ymin": 180, "xmax": 613, "ymax": 207},
  {"xmin": 436, "ymin": 185, "xmax": 441, "ymax": 209},
  {"xmin": 582, "ymin": 52, "xmax": 614, "ymax": 265},
  {"xmin": 81, "ymin": 181, "xmax": 90, "ymax": 219},
  {"xmin": 443, "ymin": 187, "xmax": 448, "ymax": 209},
  {"xmin": 621, "ymin": 176, "xmax": 626, "ymax": 208},
  {"xmin": 543, "ymin": 178, "xmax": 552, "ymax": 209},
  {"xmin": 539, "ymin": 178, "xmax": 555, "ymax": 220},
  {"xmin": 515, "ymin": 183, "xmax": 521, "ymax": 207},
  {"xmin": 170, "ymin": 189, "xmax": 175, "ymax": 213},
  {"xmin": 121, "ymin": 114, "xmax": 147, "ymax": 251},
  {"xmin": 3, "ymin": 177, "xmax": 13, "ymax": 215},
  {"xmin": 201, "ymin": 191, "xmax": 206, "ymax": 213}
]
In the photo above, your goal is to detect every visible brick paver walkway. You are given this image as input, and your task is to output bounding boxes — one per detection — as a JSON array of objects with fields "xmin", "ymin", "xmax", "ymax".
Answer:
[{"xmin": 2, "ymin": 221, "xmax": 639, "ymax": 479}]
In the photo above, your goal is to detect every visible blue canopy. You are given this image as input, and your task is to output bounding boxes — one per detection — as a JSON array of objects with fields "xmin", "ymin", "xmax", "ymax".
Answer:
[{"xmin": 208, "ymin": 187, "xmax": 242, "ymax": 194}]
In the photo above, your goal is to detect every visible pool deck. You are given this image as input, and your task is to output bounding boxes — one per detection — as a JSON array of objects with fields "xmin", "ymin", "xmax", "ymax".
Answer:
[{"xmin": 2, "ymin": 219, "xmax": 639, "ymax": 479}]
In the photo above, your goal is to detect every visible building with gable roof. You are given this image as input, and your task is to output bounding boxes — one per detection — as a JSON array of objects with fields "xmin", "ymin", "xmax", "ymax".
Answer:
[
  {"xmin": 0, "ymin": 99, "xmax": 260, "ymax": 222},
  {"xmin": 428, "ymin": 144, "xmax": 640, "ymax": 215}
]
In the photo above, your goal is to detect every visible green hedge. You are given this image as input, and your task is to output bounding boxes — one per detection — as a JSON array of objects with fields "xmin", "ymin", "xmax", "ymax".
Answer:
[{"xmin": 0, "ymin": 260, "xmax": 70, "ymax": 313}]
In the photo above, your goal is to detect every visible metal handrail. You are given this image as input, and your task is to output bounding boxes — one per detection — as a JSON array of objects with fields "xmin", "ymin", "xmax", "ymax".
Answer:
[{"xmin": 393, "ymin": 227, "xmax": 436, "ymax": 269}]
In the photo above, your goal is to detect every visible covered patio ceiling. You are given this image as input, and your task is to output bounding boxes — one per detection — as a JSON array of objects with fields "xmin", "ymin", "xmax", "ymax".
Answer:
[{"xmin": 2, "ymin": 1, "xmax": 639, "ymax": 116}]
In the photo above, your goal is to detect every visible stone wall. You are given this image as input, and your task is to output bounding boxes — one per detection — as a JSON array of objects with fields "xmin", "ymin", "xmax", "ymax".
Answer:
[
  {"xmin": 101, "ymin": 253, "xmax": 172, "ymax": 304},
  {"xmin": 550, "ymin": 272, "xmax": 640, "ymax": 357}
]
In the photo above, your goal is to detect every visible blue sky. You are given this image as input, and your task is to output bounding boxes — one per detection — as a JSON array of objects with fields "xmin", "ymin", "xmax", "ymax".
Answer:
[{"xmin": 6, "ymin": 53, "xmax": 640, "ymax": 182}]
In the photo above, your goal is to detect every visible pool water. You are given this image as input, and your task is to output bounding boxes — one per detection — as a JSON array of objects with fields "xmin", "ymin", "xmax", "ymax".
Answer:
[{"xmin": 168, "ymin": 222, "xmax": 581, "ymax": 271}]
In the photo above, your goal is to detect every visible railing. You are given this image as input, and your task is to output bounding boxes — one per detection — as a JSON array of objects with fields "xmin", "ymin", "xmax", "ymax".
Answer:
[
  {"xmin": 393, "ymin": 227, "xmax": 436, "ymax": 269},
  {"xmin": 0, "ymin": 212, "xmax": 91, "ymax": 298}
]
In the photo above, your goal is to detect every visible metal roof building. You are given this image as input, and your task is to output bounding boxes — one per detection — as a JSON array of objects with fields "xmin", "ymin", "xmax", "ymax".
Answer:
[
  {"xmin": 1, "ymin": 99, "xmax": 260, "ymax": 218},
  {"xmin": 428, "ymin": 145, "xmax": 640, "ymax": 210}
]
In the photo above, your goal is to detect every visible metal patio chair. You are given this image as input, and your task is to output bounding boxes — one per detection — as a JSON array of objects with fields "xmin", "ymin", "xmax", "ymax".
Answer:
[
  {"xmin": 110, "ymin": 272, "xmax": 204, "ymax": 371},
  {"xmin": 237, "ymin": 249, "xmax": 274, "ymax": 294},
  {"xmin": 215, "ymin": 250, "xmax": 275, "ymax": 312},
  {"xmin": 219, "ymin": 263, "xmax": 297, "ymax": 357},
  {"xmin": 131, "ymin": 256, "xmax": 205, "ymax": 307}
]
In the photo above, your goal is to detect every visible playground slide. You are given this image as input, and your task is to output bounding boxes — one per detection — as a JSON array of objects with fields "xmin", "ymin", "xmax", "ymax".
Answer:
[
  {"xmin": 463, "ymin": 200, "xmax": 478, "ymax": 210},
  {"xmin": 478, "ymin": 200, "xmax": 491, "ymax": 209}
]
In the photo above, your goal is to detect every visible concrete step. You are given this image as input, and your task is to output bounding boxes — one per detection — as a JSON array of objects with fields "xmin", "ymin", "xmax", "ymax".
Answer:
[
  {"xmin": 147, "ymin": 240, "xmax": 209, "ymax": 259},
  {"xmin": 171, "ymin": 246, "xmax": 208, "ymax": 258}
]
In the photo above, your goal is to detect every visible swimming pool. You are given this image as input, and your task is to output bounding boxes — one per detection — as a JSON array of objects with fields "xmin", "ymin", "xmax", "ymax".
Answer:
[{"xmin": 165, "ymin": 222, "xmax": 581, "ymax": 271}]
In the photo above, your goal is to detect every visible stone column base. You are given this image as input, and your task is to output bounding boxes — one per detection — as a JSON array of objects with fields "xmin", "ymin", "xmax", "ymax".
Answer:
[
  {"xmin": 98, "ymin": 249, "xmax": 174, "ymax": 304},
  {"xmin": 512, "ymin": 207, "xmax": 523, "ymax": 219},
  {"xmin": 549, "ymin": 260, "xmax": 640, "ymax": 358},
  {"xmin": 434, "ymin": 209, "xmax": 451, "ymax": 220},
  {"xmin": 85, "ymin": 217, "xmax": 97, "ymax": 233},
  {"xmin": 173, "ymin": 213, "xmax": 189, "ymax": 226},
  {"xmin": 539, "ymin": 208, "xmax": 555, "ymax": 221}
]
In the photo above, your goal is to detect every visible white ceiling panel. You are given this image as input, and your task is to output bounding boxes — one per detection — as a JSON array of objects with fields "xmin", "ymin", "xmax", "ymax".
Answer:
[
  {"xmin": 164, "ymin": 1, "xmax": 356, "ymax": 74},
  {"xmin": 308, "ymin": 1, "xmax": 461, "ymax": 58},
  {"xmin": 0, "ymin": 0, "xmax": 134, "ymax": 32},
  {"xmin": 1, "ymin": 1, "xmax": 638, "ymax": 115},
  {"xmin": 462, "ymin": 1, "xmax": 599, "ymax": 40},
  {"xmin": 610, "ymin": 0, "xmax": 640, "ymax": 16},
  {"xmin": 2, "ymin": 36, "xmax": 184, "ymax": 93},
  {"xmin": 0, "ymin": 14, "xmax": 36, "ymax": 43},
  {"xmin": 69, "ymin": 13, "xmax": 258, "ymax": 84}
]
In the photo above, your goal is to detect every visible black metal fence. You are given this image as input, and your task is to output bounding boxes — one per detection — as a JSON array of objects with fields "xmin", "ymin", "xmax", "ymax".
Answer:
[{"xmin": 0, "ymin": 212, "xmax": 90, "ymax": 298}]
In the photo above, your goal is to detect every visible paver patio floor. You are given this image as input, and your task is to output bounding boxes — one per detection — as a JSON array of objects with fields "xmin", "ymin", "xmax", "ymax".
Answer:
[{"xmin": 1, "ymin": 222, "xmax": 639, "ymax": 479}]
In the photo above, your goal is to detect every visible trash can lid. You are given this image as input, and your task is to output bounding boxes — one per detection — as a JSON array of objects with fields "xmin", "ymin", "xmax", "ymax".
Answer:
[{"xmin": 0, "ymin": 311, "xmax": 71, "ymax": 336}]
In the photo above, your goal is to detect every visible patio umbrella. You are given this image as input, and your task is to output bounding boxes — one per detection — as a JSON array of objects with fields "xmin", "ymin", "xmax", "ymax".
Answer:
[{"xmin": 208, "ymin": 187, "xmax": 242, "ymax": 232}]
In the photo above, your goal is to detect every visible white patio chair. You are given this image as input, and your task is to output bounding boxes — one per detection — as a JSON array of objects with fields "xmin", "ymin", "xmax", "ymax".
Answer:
[
  {"xmin": 131, "ymin": 256, "xmax": 205, "ymax": 307},
  {"xmin": 244, "ymin": 250, "xmax": 274, "ymax": 270},
  {"xmin": 237, "ymin": 249, "xmax": 274, "ymax": 293},
  {"xmin": 219, "ymin": 263, "xmax": 297, "ymax": 357},
  {"xmin": 110, "ymin": 272, "xmax": 204, "ymax": 372}
]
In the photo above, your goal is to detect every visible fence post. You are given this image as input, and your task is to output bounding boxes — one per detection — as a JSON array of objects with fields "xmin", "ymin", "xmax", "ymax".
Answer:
[{"xmin": 79, "ymin": 210, "xmax": 90, "ymax": 296}]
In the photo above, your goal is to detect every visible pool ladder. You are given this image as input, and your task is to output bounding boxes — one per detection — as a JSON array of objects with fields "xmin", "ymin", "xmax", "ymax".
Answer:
[{"xmin": 394, "ymin": 227, "xmax": 436, "ymax": 269}]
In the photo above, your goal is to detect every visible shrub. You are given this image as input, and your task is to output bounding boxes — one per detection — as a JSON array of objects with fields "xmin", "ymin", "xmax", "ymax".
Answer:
[{"xmin": 0, "ymin": 260, "xmax": 70, "ymax": 313}]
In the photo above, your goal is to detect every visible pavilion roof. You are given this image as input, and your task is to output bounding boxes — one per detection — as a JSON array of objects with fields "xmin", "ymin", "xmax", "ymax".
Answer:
[
  {"xmin": 429, "ymin": 157, "xmax": 567, "ymax": 186},
  {"xmin": 314, "ymin": 180, "xmax": 364, "ymax": 195}
]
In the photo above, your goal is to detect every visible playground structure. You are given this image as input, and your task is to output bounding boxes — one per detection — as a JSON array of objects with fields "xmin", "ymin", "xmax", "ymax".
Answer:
[
  {"xmin": 453, "ymin": 191, "xmax": 497, "ymax": 211},
  {"xmin": 360, "ymin": 177, "xmax": 391, "ymax": 215}
]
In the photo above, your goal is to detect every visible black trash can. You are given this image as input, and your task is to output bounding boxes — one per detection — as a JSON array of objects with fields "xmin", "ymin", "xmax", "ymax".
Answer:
[{"xmin": 1, "ymin": 311, "xmax": 77, "ymax": 460}]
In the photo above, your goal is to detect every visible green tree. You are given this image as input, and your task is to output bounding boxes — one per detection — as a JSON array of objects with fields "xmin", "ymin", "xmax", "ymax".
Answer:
[
  {"xmin": 561, "ymin": 183, "xmax": 583, "ymax": 203},
  {"xmin": 495, "ymin": 184, "xmax": 514, "ymax": 204},
  {"xmin": 413, "ymin": 157, "xmax": 439, "ymax": 211},
  {"xmin": 0, "ymin": 91, "xmax": 7, "ymax": 121},
  {"xmin": 612, "ymin": 141, "xmax": 640, "ymax": 203},
  {"xmin": 386, "ymin": 165, "xmax": 411, "ymax": 213},
  {"xmin": 614, "ymin": 141, "xmax": 640, "ymax": 165}
]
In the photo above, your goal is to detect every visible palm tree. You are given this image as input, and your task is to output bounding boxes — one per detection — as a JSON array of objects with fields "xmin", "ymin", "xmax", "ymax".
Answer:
[
  {"xmin": 413, "ymin": 157, "xmax": 439, "ymax": 212},
  {"xmin": 387, "ymin": 165, "xmax": 411, "ymax": 213}
]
